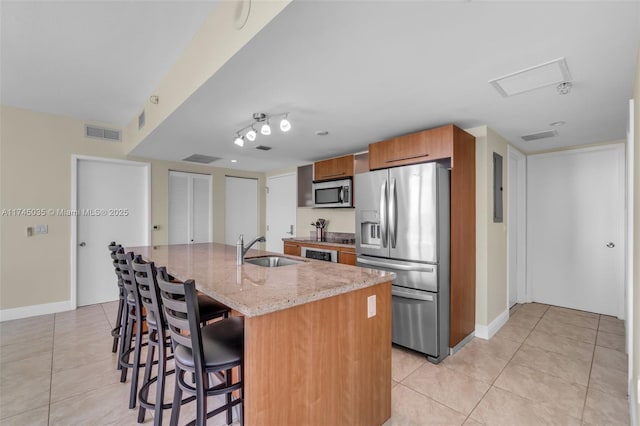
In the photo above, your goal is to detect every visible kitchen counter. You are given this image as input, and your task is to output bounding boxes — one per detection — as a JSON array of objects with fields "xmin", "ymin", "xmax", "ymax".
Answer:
[
  {"xmin": 282, "ymin": 236, "xmax": 355, "ymax": 248},
  {"xmin": 129, "ymin": 242, "xmax": 393, "ymax": 425},
  {"xmin": 131, "ymin": 243, "xmax": 388, "ymax": 317}
]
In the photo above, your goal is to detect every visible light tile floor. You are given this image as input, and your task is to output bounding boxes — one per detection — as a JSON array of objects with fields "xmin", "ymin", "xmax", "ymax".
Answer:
[
  {"xmin": 389, "ymin": 303, "xmax": 629, "ymax": 426},
  {"xmin": 0, "ymin": 302, "xmax": 629, "ymax": 425}
]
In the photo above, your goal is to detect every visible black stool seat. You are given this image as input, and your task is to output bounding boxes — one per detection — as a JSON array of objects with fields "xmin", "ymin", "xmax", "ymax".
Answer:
[
  {"xmin": 174, "ymin": 317, "xmax": 244, "ymax": 369},
  {"xmin": 197, "ymin": 292, "xmax": 231, "ymax": 321}
]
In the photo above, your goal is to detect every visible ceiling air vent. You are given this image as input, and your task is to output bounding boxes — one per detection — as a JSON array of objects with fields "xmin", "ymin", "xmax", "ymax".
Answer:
[
  {"xmin": 521, "ymin": 129, "xmax": 558, "ymax": 142},
  {"xmin": 84, "ymin": 125, "xmax": 121, "ymax": 142},
  {"xmin": 255, "ymin": 145, "xmax": 272, "ymax": 151},
  {"xmin": 182, "ymin": 154, "xmax": 221, "ymax": 164},
  {"xmin": 489, "ymin": 57, "xmax": 572, "ymax": 97},
  {"xmin": 138, "ymin": 110, "xmax": 145, "ymax": 129}
]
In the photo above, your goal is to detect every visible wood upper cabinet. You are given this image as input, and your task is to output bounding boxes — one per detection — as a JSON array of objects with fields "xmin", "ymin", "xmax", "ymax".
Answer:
[
  {"xmin": 314, "ymin": 154, "xmax": 354, "ymax": 181},
  {"xmin": 369, "ymin": 124, "xmax": 456, "ymax": 170}
]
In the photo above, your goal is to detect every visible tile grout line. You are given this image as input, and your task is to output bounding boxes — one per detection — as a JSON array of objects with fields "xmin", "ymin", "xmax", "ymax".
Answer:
[
  {"xmin": 457, "ymin": 304, "xmax": 549, "ymax": 424},
  {"xmin": 47, "ymin": 313, "xmax": 57, "ymax": 426},
  {"xmin": 580, "ymin": 314, "xmax": 601, "ymax": 424}
]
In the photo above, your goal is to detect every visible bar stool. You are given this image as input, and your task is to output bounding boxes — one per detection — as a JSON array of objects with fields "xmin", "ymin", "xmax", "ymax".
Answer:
[
  {"xmin": 133, "ymin": 257, "xmax": 234, "ymax": 425},
  {"xmin": 108, "ymin": 242, "xmax": 126, "ymax": 357},
  {"xmin": 132, "ymin": 256, "xmax": 172, "ymax": 424},
  {"xmin": 117, "ymin": 249, "xmax": 148, "ymax": 410},
  {"xmin": 157, "ymin": 269, "xmax": 244, "ymax": 426}
]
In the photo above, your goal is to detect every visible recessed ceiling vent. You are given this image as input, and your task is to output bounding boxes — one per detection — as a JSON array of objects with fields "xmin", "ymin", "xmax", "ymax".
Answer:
[
  {"xmin": 490, "ymin": 57, "xmax": 572, "ymax": 97},
  {"xmin": 255, "ymin": 145, "xmax": 272, "ymax": 151},
  {"xmin": 182, "ymin": 154, "xmax": 221, "ymax": 164},
  {"xmin": 84, "ymin": 125, "xmax": 121, "ymax": 142},
  {"xmin": 138, "ymin": 110, "xmax": 145, "ymax": 129},
  {"xmin": 521, "ymin": 129, "xmax": 558, "ymax": 142}
]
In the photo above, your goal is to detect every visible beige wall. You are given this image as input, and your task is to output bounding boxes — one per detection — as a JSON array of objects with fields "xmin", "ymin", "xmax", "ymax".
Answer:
[
  {"xmin": 148, "ymin": 160, "xmax": 264, "ymax": 246},
  {"xmin": 466, "ymin": 126, "xmax": 509, "ymax": 326},
  {"xmin": 632, "ymin": 43, "xmax": 640, "ymax": 424},
  {"xmin": 296, "ymin": 207, "xmax": 355, "ymax": 238},
  {"xmin": 123, "ymin": 0, "xmax": 292, "ymax": 153},
  {"xmin": 0, "ymin": 106, "xmax": 265, "ymax": 310}
]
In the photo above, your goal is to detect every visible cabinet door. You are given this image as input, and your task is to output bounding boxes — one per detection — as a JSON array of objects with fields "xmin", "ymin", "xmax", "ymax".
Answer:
[
  {"xmin": 339, "ymin": 248, "xmax": 356, "ymax": 266},
  {"xmin": 283, "ymin": 242, "xmax": 301, "ymax": 257},
  {"xmin": 314, "ymin": 154, "xmax": 354, "ymax": 181},
  {"xmin": 369, "ymin": 125, "xmax": 453, "ymax": 170}
]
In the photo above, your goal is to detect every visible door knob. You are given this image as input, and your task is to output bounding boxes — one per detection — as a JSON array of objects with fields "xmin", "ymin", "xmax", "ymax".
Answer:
[
  {"xmin": 79, "ymin": 242, "xmax": 86, "ymax": 247},
  {"xmin": 606, "ymin": 242, "xmax": 615, "ymax": 248}
]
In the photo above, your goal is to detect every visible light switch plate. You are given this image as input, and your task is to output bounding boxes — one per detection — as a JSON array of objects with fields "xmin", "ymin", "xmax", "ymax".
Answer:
[{"xmin": 367, "ymin": 295, "xmax": 376, "ymax": 318}]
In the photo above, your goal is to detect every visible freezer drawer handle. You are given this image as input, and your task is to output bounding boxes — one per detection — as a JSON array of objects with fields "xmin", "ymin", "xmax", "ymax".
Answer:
[
  {"xmin": 392, "ymin": 288, "xmax": 434, "ymax": 301},
  {"xmin": 357, "ymin": 257, "xmax": 435, "ymax": 272}
]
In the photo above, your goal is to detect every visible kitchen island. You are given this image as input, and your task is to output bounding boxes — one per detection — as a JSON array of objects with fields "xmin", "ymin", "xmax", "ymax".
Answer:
[{"xmin": 130, "ymin": 243, "xmax": 394, "ymax": 425}]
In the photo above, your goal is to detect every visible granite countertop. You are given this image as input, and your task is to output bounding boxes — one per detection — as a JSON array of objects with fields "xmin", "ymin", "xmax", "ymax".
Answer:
[
  {"xmin": 130, "ymin": 243, "xmax": 393, "ymax": 318},
  {"xmin": 282, "ymin": 237, "xmax": 356, "ymax": 249}
]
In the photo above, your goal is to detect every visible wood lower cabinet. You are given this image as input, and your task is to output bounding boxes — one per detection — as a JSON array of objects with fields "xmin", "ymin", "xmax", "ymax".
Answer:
[
  {"xmin": 282, "ymin": 240, "xmax": 356, "ymax": 266},
  {"xmin": 339, "ymin": 246, "xmax": 356, "ymax": 266},
  {"xmin": 283, "ymin": 241, "xmax": 301, "ymax": 257},
  {"xmin": 314, "ymin": 154, "xmax": 354, "ymax": 181}
]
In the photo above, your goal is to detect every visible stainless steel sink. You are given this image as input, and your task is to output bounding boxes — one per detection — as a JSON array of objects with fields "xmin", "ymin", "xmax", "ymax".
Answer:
[{"xmin": 244, "ymin": 255, "xmax": 303, "ymax": 267}]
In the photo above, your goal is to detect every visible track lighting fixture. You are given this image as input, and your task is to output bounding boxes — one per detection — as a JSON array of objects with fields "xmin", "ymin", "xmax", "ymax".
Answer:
[
  {"xmin": 246, "ymin": 128, "xmax": 257, "ymax": 142},
  {"xmin": 232, "ymin": 112, "xmax": 291, "ymax": 147},
  {"xmin": 280, "ymin": 114, "xmax": 291, "ymax": 132}
]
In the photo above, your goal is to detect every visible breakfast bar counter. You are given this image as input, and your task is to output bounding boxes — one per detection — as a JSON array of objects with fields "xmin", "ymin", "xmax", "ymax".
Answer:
[{"xmin": 130, "ymin": 243, "xmax": 394, "ymax": 425}]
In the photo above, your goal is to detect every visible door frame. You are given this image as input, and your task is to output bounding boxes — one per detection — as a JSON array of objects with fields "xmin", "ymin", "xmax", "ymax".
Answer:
[
  {"xmin": 71, "ymin": 155, "xmax": 151, "ymax": 309},
  {"xmin": 507, "ymin": 145, "xmax": 528, "ymax": 307}
]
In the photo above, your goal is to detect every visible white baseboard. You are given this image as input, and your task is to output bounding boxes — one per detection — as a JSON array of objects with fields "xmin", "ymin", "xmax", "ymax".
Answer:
[
  {"xmin": 630, "ymin": 376, "xmax": 638, "ymax": 426},
  {"xmin": 0, "ymin": 300, "xmax": 73, "ymax": 322},
  {"xmin": 475, "ymin": 308, "xmax": 510, "ymax": 340}
]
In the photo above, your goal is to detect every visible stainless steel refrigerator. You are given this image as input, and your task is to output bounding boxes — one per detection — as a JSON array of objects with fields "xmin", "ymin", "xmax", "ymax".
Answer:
[{"xmin": 355, "ymin": 162, "xmax": 450, "ymax": 363}]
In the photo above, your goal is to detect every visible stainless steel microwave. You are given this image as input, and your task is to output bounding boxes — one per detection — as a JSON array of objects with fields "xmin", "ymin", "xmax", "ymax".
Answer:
[{"xmin": 313, "ymin": 178, "xmax": 352, "ymax": 208}]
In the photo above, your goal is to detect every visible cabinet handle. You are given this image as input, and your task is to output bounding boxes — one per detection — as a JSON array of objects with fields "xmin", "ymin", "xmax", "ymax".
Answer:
[
  {"xmin": 320, "ymin": 172, "xmax": 346, "ymax": 178},
  {"xmin": 384, "ymin": 153, "xmax": 430, "ymax": 163}
]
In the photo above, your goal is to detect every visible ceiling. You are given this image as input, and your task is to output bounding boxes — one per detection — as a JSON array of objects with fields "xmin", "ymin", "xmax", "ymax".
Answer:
[
  {"xmin": 0, "ymin": 0, "xmax": 217, "ymax": 125},
  {"xmin": 2, "ymin": 1, "xmax": 639, "ymax": 172}
]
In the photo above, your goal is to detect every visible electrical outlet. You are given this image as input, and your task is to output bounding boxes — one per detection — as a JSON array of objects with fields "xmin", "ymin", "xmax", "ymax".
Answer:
[{"xmin": 367, "ymin": 295, "xmax": 376, "ymax": 318}]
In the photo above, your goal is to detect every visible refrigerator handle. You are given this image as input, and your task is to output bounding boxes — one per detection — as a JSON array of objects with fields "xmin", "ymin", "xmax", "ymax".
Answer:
[
  {"xmin": 389, "ymin": 177, "xmax": 397, "ymax": 248},
  {"xmin": 391, "ymin": 288, "xmax": 434, "ymax": 301},
  {"xmin": 357, "ymin": 257, "xmax": 435, "ymax": 272},
  {"xmin": 380, "ymin": 179, "xmax": 388, "ymax": 248}
]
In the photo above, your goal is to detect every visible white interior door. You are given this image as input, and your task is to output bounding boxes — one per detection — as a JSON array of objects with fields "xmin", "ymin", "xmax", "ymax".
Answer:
[
  {"xmin": 76, "ymin": 157, "xmax": 149, "ymax": 306},
  {"xmin": 266, "ymin": 173, "xmax": 297, "ymax": 253},
  {"xmin": 507, "ymin": 146, "xmax": 526, "ymax": 307},
  {"xmin": 527, "ymin": 144, "xmax": 625, "ymax": 317},
  {"xmin": 225, "ymin": 176, "xmax": 258, "ymax": 245},
  {"xmin": 168, "ymin": 171, "xmax": 212, "ymax": 244},
  {"xmin": 168, "ymin": 172, "xmax": 189, "ymax": 244}
]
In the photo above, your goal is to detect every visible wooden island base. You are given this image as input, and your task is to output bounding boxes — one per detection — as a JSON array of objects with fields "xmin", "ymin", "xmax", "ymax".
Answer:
[{"xmin": 244, "ymin": 281, "xmax": 392, "ymax": 425}]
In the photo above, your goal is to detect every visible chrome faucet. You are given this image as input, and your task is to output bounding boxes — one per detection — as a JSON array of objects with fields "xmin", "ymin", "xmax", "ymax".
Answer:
[{"xmin": 236, "ymin": 234, "xmax": 266, "ymax": 265}]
